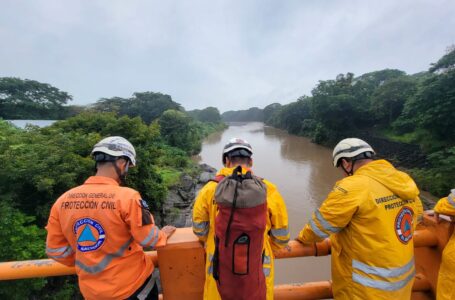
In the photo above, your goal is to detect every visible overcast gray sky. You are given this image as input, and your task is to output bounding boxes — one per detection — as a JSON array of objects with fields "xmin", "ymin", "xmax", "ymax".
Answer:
[{"xmin": 1, "ymin": 1, "xmax": 454, "ymax": 112}]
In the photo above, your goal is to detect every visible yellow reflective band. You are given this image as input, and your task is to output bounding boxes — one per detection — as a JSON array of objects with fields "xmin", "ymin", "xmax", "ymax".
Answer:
[
  {"xmin": 75, "ymin": 238, "xmax": 133, "ymax": 274},
  {"xmin": 208, "ymin": 254, "xmax": 214, "ymax": 275},
  {"xmin": 48, "ymin": 247, "xmax": 74, "ymax": 259},
  {"xmin": 270, "ymin": 228, "xmax": 289, "ymax": 237},
  {"xmin": 352, "ymin": 270, "xmax": 415, "ymax": 291},
  {"xmin": 46, "ymin": 245, "xmax": 71, "ymax": 254},
  {"xmin": 140, "ymin": 227, "xmax": 158, "ymax": 247},
  {"xmin": 193, "ymin": 227, "xmax": 209, "ymax": 237},
  {"xmin": 314, "ymin": 210, "xmax": 342, "ymax": 234},
  {"xmin": 272, "ymin": 236, "xmax": 289, "ymax": 245},
  {"xmin": 309, "ymin": 219, "xmax": 329, "ymax": 239},
  {"xmin": 137, "ymin": 276, "xmax": 156, "ymax": 300},
  {"xmin": 448, "ymin": 192, "xmax": 455, "ymax": 208},
  {"xmin": 149, "ymin": 229, "xmax": 160, "ymax": 249},
  {"xmin": 192, "ymin": 221, "xmax": 209, "ymax": 230},
  {"xmin": 352, "ymin": 257, "xmax": 415, "ymax": 278}
]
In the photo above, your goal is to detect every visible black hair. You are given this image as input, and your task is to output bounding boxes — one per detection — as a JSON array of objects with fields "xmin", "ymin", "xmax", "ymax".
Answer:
[
  {"xmin": 94, "ymin": 152, "xmax": 130, "ymax": 164},
  {"xmin": 337, "ymin": 151, "xmax": 374, "ymax": 167},
  {"xmin": 227, "ymin": 156, "xmax": 251, "ymax": 165}
]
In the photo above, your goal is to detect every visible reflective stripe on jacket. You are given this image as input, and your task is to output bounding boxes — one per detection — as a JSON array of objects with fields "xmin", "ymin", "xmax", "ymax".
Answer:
[
  {"xmin": 434, "ymin": 190, "xmax": 455, "ymax": 300},
  {"xmin": 298, "ymin": 160, "xmax": 423, "ymax": 300},
  {"xmin": 45, "ymin": 176, "xmax": 167, "ymax": 300},
  {"xmin": 192, "ymin": 167, "xmax": 290, "ymax": 300}
]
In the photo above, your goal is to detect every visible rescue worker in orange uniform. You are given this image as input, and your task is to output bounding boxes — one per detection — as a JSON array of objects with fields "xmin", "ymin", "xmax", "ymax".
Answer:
[
  {"xmin": 297, "ymin": 138, "xmax": 423, "ymax": 299},
  {"xmin": 192, "ymin": 138, "xmax": 290, "ymax": 300},
  {"xmin": 434, "ymin": 189, "xmax": 455, "ymax": 300},
  {"xmin": 46, "ymin": 136, "xmax": 176, "ymax": 300}
]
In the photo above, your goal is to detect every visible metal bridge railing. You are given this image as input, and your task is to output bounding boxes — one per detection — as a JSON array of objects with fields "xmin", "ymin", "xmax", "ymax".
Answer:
[{"xmin": 0, "ymin": 213, "xmax": 451, "ymax": 300}]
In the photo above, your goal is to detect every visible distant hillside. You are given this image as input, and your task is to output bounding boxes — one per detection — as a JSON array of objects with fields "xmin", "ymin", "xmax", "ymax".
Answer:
[{"xmin": 221, "ymin": 107, "xmax": 264, "ymax": 122}]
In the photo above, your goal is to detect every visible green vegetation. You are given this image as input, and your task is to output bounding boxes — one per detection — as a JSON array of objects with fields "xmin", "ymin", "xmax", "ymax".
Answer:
[
  {"xmin": 223, "ymin": 47, "xmax": 455, "ymax": 197},
  {"xmin": 222, "ymin": 107, "xmax": 264, "ymax": 122},
  {"xmin": 0, "ymin": 77, "xmax": 83, "ymax": 120},
  {"xmin": 188, "ymin": 107, "xmax": 222, "ymax": 123},
  {"xmin": 91, "ymin": 92, "xmax": 182, "ymax": 124},
  {"xmin": 0, "ymin": 84, "xmax": 225, "ymax": 298},
  {"xmin": 0, "ymin": 202, "xmax": 47, "ymax": 298}
]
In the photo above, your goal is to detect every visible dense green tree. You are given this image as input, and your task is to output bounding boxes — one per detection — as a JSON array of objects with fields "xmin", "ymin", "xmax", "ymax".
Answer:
[
  {"xmin": 222, "ymin": 107, "xmax": 264, "ymax": 122},
  {"xmin": 159, "ymin": 110, "xmax": 201, "ymax": 154},
  {"xmin": 429, "ymin": 45, "xmax": 455, "ymax": 73},
  {"xmin": 0, "ymin": 113, "xmax": 171, "ymax": 225},
  {"xmin": 188, "ymin": 107, "xmax": 222, "ymax": 123},
  {"xmin": 370, "ymin": 77, "xmax": 417, "ymax": 124},
  {"xmin": 263, "ymin": 103, "xmax": 282, "ymax": 124},
  {"xmin": 354, "ymin": 69, "xmax": 406, "ymax": 89},
  {"xmin": 401, "ymin": 70, "xmax": 455, "ymax": 143},
  {"xmin": 125, "ymin": 92, "xmax": 182, "ymax": 123},
  {"xmin": 0, "ymin": 77, "xmax": 72, "ymax": 119},
  {"xmin": 273, "ymin": 97, "xmax": 312, "ymax": 134},
  {"xmin": 91, "ymin": 97, "xmax": 127, "ymax": 113},
  {"xmin": 0, "ymin": 201, "xmax": 48, "ymax": 299},
  {"xmin": 410, "ymin": 147, "xmax": 455, "ymax": 196},
  {"xmin": 311, "ymin": 73, "xmax": 360, "ymax": 135},
  {"xmin": 91, "ymin": 92, "xmax": 182, "ymax": 124}
]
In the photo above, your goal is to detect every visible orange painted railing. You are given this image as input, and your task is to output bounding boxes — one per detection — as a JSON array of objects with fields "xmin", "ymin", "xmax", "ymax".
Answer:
[{"xmin": 0, "ymin": 213, "xmax": 452, "ymax": 300}]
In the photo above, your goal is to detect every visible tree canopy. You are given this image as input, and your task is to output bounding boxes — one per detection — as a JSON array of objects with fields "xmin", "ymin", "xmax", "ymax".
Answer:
[
  {"xmin": 187, "ymin": 107, "xmax": 222, "ymax": 123},
  {"xmin": 222, "ymin": 107, "xmax": 264, "ymax": 122},
  {"xmin": 0, "ymin": 77, "xmax": 72, "ymax": 119},
  {"xmin": 92, "ymin": 92, "xmax": 182, "ymax": 124}
]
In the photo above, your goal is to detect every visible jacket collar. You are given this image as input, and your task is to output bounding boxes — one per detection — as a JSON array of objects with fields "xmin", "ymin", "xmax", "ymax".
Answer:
[
  {"xmin": 217, "ymin": 166, "xmax": 252, "ymax": 177},
  {"xmin": 84, "ymin": 176, "xmax": 120, "ymax": 186}
]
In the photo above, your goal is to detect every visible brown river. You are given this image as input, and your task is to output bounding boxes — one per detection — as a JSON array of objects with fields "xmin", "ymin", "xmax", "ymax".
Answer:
[{"xmin": 196, "ymin": 122, "xmax": 342, "ymax": 285}]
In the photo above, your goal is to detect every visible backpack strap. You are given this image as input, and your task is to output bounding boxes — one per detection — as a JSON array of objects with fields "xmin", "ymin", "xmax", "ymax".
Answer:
[
  {"xmin": 210, "ymin": 175, "xmax": 225, "ymax": 183},
  {"xmin": 225, "ymin": 179, "xmax": 239, "ymax": 247},
  {"xmin": 224, "ymin": 165, "xmax": 244, "ymax": 247}
]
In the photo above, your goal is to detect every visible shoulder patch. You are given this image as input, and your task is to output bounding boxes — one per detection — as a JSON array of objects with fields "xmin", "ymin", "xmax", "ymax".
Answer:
[
  {"xmin": 139, "ymin": 199, "xmax": 152, "ymax": 226},
  {"xmin": 395, "ymin": 206, "xmax": 414, "ymax": 244},
  {"xmin": 140, "ymin": 199, "xmax": 149, "ymax": 210}
]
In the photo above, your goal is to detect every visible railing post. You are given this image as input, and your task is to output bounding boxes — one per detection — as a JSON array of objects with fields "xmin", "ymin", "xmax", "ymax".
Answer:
[{"xmin": 157, "ymin": 227, "xmax": 205, "ymax": 300}]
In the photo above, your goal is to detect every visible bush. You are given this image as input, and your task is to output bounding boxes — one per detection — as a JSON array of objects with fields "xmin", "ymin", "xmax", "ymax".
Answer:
[{"xmin": 0, "ymin": 201, "xmax": 47, "ymax": 299}]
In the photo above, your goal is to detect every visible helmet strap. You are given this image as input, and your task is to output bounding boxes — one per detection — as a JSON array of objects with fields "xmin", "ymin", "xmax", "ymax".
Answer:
[
  {"xmin": 341, "ymin": 159, "xmax": 355, "ymax": 176},
  {"xmin": 112, "ymin": 159, "xmax": 129, "ymax": 185}
]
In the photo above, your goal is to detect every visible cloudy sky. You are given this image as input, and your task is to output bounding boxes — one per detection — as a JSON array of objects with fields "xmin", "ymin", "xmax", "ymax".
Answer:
[{"xmin": 1, "ymin": 1, "xmax": 454, "ymax": 112}]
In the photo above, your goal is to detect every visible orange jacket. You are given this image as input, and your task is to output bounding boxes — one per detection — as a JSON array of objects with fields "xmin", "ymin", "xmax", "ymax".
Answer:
[{"xmin": 45, "ymin": 176, "xmax": 166, "ymax": 300}]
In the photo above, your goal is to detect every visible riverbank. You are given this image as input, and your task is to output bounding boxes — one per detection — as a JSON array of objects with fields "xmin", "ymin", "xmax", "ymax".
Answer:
[{"xmin": 160, "ymin": 163, "xmax": 216, "ymax": 227}]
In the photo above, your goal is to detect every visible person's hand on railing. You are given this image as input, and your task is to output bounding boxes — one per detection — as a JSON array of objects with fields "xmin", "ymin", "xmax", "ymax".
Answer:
[
  {"xmin": 162, "ymin": 225, "xmax": 177, "ymax": 238},
  {"xmin": 433, "ymin": 212, "xmax": 455, "ymax": 224}
]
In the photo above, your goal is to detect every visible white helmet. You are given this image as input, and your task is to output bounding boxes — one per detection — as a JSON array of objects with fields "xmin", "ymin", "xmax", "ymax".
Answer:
[
  {"xmin": 332, "ymin": 138, "xmax": 375, "ymax": 167},
  {"xmin": 91, "ymin": 136, "xmax": 137, "ymax": 166},
  {"xmin": 222, "ymin": 138, "xmax": 253, "ymax": 164}
]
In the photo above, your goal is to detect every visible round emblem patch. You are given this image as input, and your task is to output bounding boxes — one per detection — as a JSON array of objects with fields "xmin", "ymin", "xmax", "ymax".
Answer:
[
  {"xmin": 395, "ymin": 206, "xmax": 414, "ymax": 244},
  {"xmin": 73, "ymin": 218, "xmax": 105, "ymax": 252}
]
